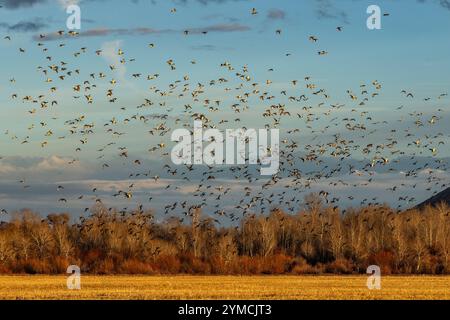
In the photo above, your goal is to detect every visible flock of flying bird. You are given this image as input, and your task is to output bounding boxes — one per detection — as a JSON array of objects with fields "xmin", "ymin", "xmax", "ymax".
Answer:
[{"xmin": 0, "ymin": 6, "xmax": 449, "ymax": 223}]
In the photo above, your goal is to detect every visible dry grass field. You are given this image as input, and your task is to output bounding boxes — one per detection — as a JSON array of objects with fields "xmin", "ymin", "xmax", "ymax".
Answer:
[{"xmin": 0, "ymin": 275, "xmax": 449, "ymax": 300}]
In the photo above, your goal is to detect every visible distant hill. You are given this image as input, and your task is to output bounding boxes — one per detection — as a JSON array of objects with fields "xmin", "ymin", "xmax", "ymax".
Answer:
[{"xmin": 415, "ymin": 187, "xmax": 450, "ymax": 209}]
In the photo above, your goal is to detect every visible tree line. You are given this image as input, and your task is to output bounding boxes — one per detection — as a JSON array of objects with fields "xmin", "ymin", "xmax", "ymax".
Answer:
[{"xmin": 0, "ymin": 194, "xmax": 449, "ymax": 274}]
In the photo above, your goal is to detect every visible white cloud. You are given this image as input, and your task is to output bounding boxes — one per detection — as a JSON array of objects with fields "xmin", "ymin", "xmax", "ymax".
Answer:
[{"xmin": 100, "ymin": 40, "xmax": 127, "ymax": 81}]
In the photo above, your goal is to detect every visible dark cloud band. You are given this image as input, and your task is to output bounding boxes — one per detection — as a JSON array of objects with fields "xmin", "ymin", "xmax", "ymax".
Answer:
[
  {"xmin": 1, "ymin": 0, "xmax": 47, "ymax": 9},
  {"xmin": 33, "ymin": 23, "xmax": 250, "ymax": 40},
  {"xmin": 0, "ymin": 19, "xmax": 48, "ymax": 32}
]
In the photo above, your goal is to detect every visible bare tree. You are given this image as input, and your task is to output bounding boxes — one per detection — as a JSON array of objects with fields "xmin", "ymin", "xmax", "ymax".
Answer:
[
  {"xmin": 329, "ymin": 210, "xmax": 344, "ymax": 259},
  {"xmin": 258, "ymin": 216, "xmax": 277, "ymax": 257},
  {"xmin": 0, "ymin": 234, "xmax": 14, "ymax": 264}
]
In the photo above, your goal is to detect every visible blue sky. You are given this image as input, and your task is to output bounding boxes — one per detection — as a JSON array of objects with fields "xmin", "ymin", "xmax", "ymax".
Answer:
[
  {"xmin": 0, "ymin": 0, "xmax": 449, "ymax": 218},
  {"xmin": 1, "ymin": 0, "xmax": 450, "ymax": 98}
]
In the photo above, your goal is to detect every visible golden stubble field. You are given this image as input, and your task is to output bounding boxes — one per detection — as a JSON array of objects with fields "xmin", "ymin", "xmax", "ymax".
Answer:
[{"xmin": 0, "ymin": 275, "xmax": 449, "ymax": 300}]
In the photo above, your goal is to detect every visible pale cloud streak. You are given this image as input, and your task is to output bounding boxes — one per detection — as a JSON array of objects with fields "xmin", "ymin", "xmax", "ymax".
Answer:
[{"xmin": 32, "ymin": 23, "xmax": 250, "ymax": 41}]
